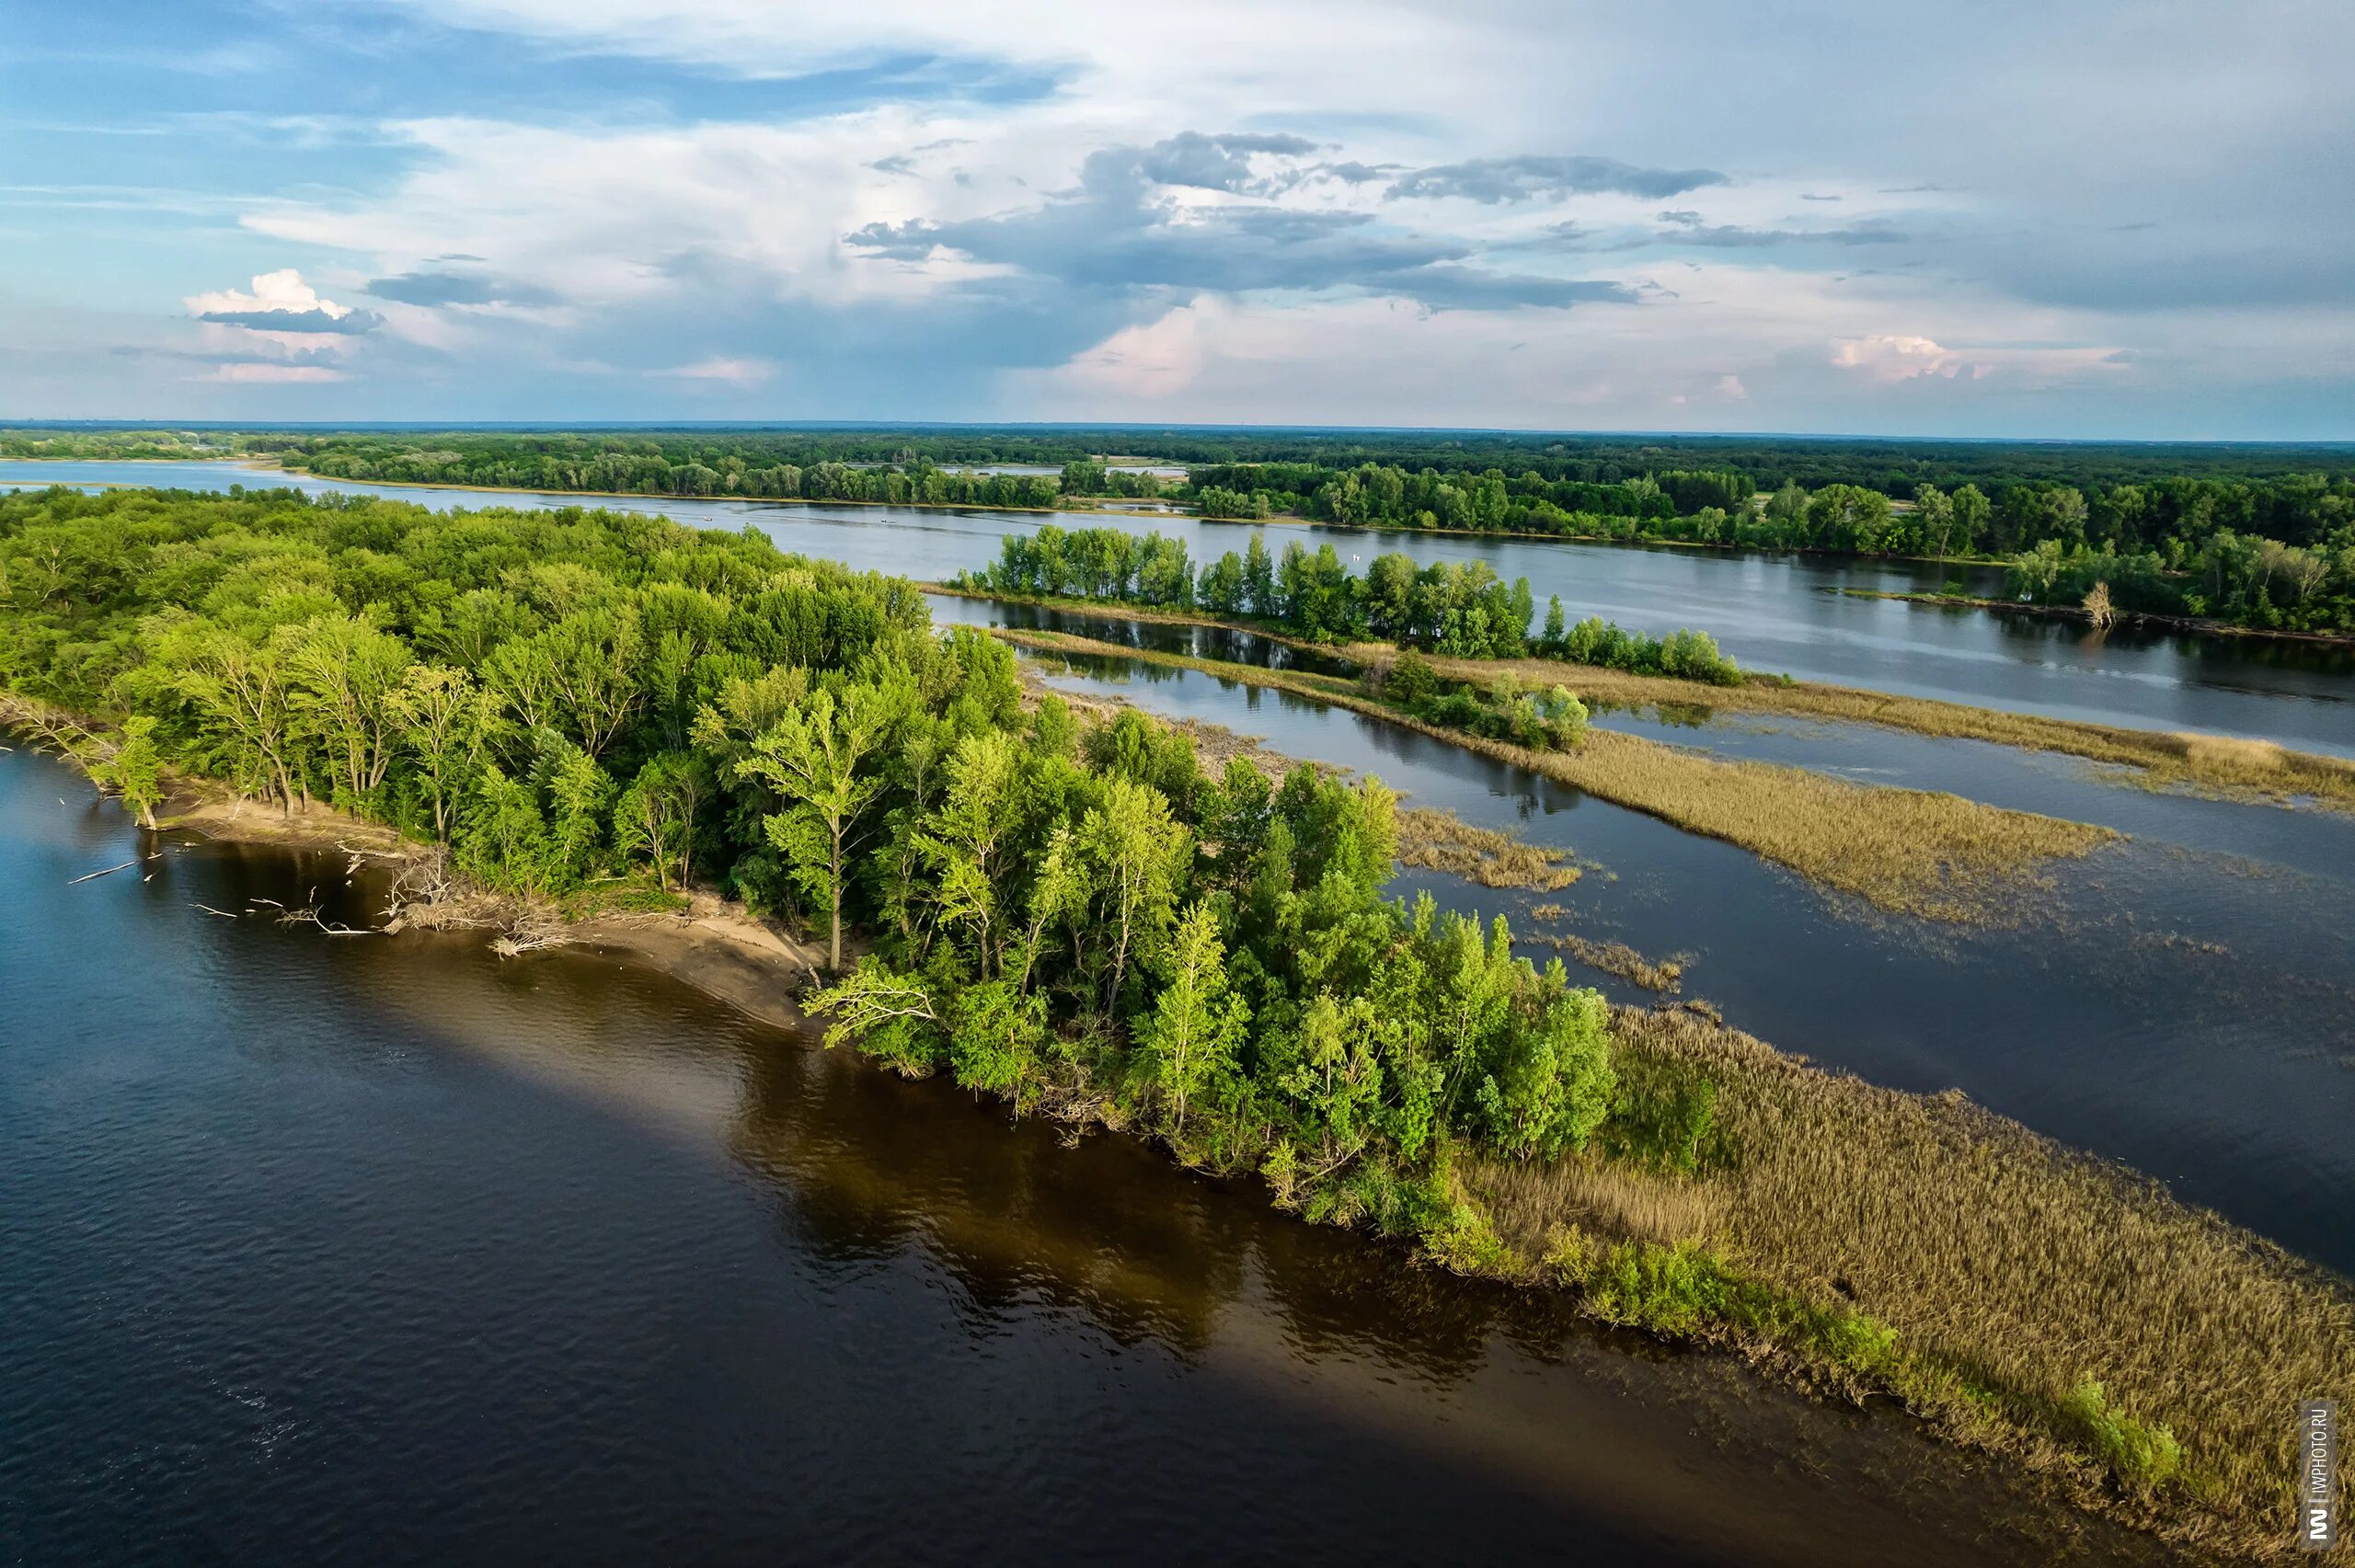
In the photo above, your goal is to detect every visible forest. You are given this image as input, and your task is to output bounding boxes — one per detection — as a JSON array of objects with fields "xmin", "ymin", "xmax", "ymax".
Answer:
[
  {"xmin": 8, "ymin": 425, "xmax": 2350, "ymax": 630},
  {"xmin": 12, "ymin": 421, "xmax": 2355, "ymax": 490},
  {"xmin": 0, "ymin": 484, "xmax": 1626, "ymax": 1227},
  {"xmin": 957, "ymin": 523, "xmax": 1746, "ymax": 683}
]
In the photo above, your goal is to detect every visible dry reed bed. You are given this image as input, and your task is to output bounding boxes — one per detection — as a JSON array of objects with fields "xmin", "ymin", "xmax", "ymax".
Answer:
[
  {"xmin": 1401, "ymin": 650, "xmax": 2355, "ymax": 813},
  {"xmin": 1470, "ymin": 1006, "xmax": 2355, "ymax": 1561},
  {"xmin": 1531, "ymin": 932, "xmax": 1684, "ymax": 991},
  {"xmin": 933, "ymin": 589, "xmax": 2355, "ymax": 811},
  {"xmin": 1395, "ymin": 807, "xmax": 1581, "ymax": 890},
  {"xmin": 998, "ymin": 627, "xmax": 2118, "ymax": 924}
]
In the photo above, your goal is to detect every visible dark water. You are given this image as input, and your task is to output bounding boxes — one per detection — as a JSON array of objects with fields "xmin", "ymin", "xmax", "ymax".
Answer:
[
  {"xmin": 6, "ymin": 459, "xmax": 2349, "ymax": 755},
  {"xmin": 0, "ymin": 745, "xmax": 2180, "ymax": 1566},
  {"xmin": 920, "ymin": 600, "xmax": 2355, "ymax": 1276}
]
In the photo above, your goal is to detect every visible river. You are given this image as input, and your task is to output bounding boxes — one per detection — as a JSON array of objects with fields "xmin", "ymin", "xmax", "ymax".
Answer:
[
  {"xmin": 9, "ymin": 458, "xmax": 2354, "ymax": 1274},
  {"xmin": 0, "ymin": 744, "xmax": 2178, "ymax": 1565},
  {"xmin": 5, "ymin": 459, "xmax": 2349, "ymax": 756}
]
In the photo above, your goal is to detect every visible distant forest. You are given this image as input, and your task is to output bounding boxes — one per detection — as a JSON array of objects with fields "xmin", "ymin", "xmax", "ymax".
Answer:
[
  {"xmin": 6, "ymin": 425, "xmax": 2351, "ymax": 633},
  {"xmin": 9, "ymin": 422, "xmax": 2353, "ymax": 490}
]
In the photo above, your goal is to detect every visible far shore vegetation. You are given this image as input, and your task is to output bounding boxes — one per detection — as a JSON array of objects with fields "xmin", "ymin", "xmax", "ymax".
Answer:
[
  {"xmin": 6, "ymin": 484, "xmax": 2348, "ymax": 1562},
  {"xmin": 10, "ymin": 424, "xmax": 2349, "ymax": 635}
]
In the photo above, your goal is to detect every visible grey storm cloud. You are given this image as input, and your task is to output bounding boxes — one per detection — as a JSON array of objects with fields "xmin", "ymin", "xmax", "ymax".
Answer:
[
  {"xmin": 1387, "ymin": 155, "xmax": 1728, "ymax": 203},
  {"xmin": 850, "ymin": 196, "xmax": 1630, "ymax": 313},
  {"xmin": 1079, "ymin": 131, "xmax": 1321, "ymax": 198},
  {"xmin": 197, "ymin": 305, "xmax": 383, "ymax": 334},
  {"xmin": 1667, "ymin": 219, "xmax": 1911, "ymax": 247},
  {"xmin": 365, "ymin": 270, "xmax": 558, "ymax": 307}
]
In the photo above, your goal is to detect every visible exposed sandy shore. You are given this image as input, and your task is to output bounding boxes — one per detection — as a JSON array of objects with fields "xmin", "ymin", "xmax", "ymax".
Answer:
[{"xmin": 155, "ymin": 784, "xmax": 824, "ymax": 1030}]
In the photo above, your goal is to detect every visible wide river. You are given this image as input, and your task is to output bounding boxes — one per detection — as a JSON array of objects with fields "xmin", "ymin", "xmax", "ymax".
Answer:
[
  {"xmin": 7, "ymin": 459, "xmax": 2354, "ymax": 1276},
  {"xmin": 6, "ymin": 459, "xmax": 2350, "ymax": 754},
  {"xmin": 0, "ymin": 745, "xmax": 2179, "ymax": 1565},
  {"xmin": 5, "ymin": 458, "xmax": 2343, "ymax": 1560}
]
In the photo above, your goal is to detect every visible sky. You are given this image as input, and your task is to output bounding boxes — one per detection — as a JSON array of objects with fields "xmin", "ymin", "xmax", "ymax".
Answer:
[{"xmin": 4, "ymin": 1, "xmax": 2352, "ymax": 438}]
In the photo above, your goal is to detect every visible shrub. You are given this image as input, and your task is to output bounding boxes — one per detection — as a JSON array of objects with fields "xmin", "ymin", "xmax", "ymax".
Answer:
[
  {"xmin": 1383, "ymin": 648, "xmax": 1440, "ymax": 705},
  {"xmin": 2061, "ymin": 1378, "xmax": 2184, "ymax": 1491}
]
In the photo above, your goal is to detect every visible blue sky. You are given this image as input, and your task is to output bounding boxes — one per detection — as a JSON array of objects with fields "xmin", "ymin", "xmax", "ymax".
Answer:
[{"xmin": 5, "ymin": 0, "xmax": 2351, "ymax": 436}]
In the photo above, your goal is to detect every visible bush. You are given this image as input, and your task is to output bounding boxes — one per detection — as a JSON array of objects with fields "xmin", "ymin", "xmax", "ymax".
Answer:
[
  {"xmin": 2061, "ymin": 1378, "xmax": 2183, "ymax": 1491},
  {"xmin": 1383, "ymin": 648, "xmax": 1440, "ymax": 705}
]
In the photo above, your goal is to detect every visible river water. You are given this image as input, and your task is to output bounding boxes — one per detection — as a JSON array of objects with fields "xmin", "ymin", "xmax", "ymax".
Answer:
[
  {"xmin": 5, "ymin": 459, "xmax": 2349, "ymax": 755},
  {"xmin": 0, "ymin": 744, "xmax": 2180, "ymax": 1565},
  {"xmin": 7, "ymin": 459, "xmax": 2353, "ymax": 1273}
]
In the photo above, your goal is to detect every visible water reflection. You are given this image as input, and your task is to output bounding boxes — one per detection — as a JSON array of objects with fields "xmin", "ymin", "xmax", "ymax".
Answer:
[
  {"xmin": 0, "ymin": 743, "xmax": 2181, "ymax": 1565},
  {"xmin": 980, "ymin": 643, "xmax": 2355, "ymax": 1276}
]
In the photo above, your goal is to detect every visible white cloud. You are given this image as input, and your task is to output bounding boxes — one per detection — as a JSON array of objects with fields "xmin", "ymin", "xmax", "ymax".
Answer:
[
  {"xmin": 182, "ymin": 268, "xmax": 357, "ymax": 322},
  {"xmin": 1830, "ymin": 333, "xmax": 2123, "ymax": 385},
  {"xmin": 652, "ymin": 356, "xmax": 775, "ymax": 385},
  {"xmin": 194, "ymin": 362, "xmax": 346, "ymax": 383}
]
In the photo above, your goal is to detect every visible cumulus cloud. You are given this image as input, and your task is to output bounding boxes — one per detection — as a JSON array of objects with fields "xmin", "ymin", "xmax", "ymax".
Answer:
[
  {"xmin": 201, "ymin": 362, "xmax": 348, "ymax": 383},
  {"xmin": 184, "ymin": 269, "xmax": 380, "ymax": 334},
  {"xmin": 22, "ymin": 0, "xmax": 2332, "ymax": 433},
  {"xmin": 1829, "ymin": 333, "xmax": 2123, "ymax": 384},
  {"xmin": 1387, "ymin": 155, "xmax": 1728, "ymax": 203}
]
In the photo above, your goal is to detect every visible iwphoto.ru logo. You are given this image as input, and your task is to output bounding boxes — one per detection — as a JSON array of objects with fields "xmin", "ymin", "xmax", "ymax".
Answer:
[{"xmin": 2304, "ymin": 1400, "xmax": 2339, "ymax": 1551}]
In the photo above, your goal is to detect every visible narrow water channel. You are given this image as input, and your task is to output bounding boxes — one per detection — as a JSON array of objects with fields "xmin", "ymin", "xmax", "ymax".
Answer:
[{"xmin": 918, "ymin": 599, "xmax": 2355, "ymax": 1276}]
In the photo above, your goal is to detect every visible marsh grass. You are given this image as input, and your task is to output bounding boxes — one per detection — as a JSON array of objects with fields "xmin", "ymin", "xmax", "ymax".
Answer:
[
  {"xmin": 1395, "ymin": 807, "xmax": 1581, "ymax": 890},
  {"xmin": 935, "ymin": 587, "xmax": 2355, "ymax": 812},
  {"xmin": 999, "ymin": 628, "xmax": 2119, "ymax": 924},
  {"xmin": 1534, "ymin": 932, "xmax": 1685, "ymax": 991},
  {"xmin": 1465, "ymin": 1006, "xmax": 2355, "ymax": 1561},
  {"xmin": 1407, "ymin": 650, "xmax": 2355, "ymax": 814}
]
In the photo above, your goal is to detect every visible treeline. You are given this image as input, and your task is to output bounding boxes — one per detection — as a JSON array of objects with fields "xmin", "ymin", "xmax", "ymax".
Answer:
[
  {"xmin": 1181, "ymin": 460, "xmax": 2354, "ymax": 553},
  {"xmin": 0, "ymin": 483, "xmax": 1627, "ymax": 1228},
  {"xmin": 2005, "ymin": 533, "xmax": 2355, "ymax": 634},
  {"xmin": 0, "ymin": 428, "xmax": 246, "ymax": 461},
  {"xmin": 12, "ymin": 429, "xmax": 2348, "ymax": 625},
  {"xmin": 12, "ymin": 421, "xmax": 2350, "ymax": 497},
  {"xmin": 956, "ymin": 525, "xmax": 1745, "ymax": 683},
  {"xmin": 297, "ymin": 442, "xmax": 1089, "ymax": 509}
]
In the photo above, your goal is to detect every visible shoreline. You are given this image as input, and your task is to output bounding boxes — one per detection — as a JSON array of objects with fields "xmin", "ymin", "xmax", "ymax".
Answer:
[
  {"xmin": 1838, "ymin": 587, "xmax": 2355, "ymax": 649},
  {"xmin": 933, "ymin": 585, "xmax": 2355, "ymax": 810},
  {"xmin": 8, "ymin": 453, "xmax": 2342, "ymax": 649},
  {"xmin": 152, "ymin": 788, "xmax": 825, "ymax": 1030},
  {"xmin": 14, "ymin": 721, "xmax": 2345, "ymax": 1561}
]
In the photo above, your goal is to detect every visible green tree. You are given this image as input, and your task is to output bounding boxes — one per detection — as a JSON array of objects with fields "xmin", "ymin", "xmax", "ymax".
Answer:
[
  {"xmin": 389, "ymin": 664, "xmax": 502, "ymax": 841},
  {"xmin": 613, "ymin": 750, "xmax": 712, "ymax": 891},
  {"xmin": 1076, "ymin": 773, "xmax": 1192, "ymax": 1012},
  {"xmin": 283, "ymin": 612, "xmax": 412, "ymax": 805},
  {"xmin": 738, "ymin": 681, "xmax": 902, "ymax": 970},
  {"xmin": 1133, "ymin": 898, "xmax": 1250, "ymax": 1136},
  {"xmin": 96, "ymin": 715, "xmax": 166, "ymax": 829}
]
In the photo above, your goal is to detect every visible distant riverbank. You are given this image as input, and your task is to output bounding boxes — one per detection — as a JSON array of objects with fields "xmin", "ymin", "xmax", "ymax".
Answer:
[{"xmin": 1839, "ymin": 587, "xmax": 2355, "ymax": 649}]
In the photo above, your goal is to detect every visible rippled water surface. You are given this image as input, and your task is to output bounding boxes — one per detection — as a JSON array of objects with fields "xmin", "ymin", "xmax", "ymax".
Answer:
[{"xmin": 0, "ymin": 745, "xmax": 2187, "ymax": 1565}]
